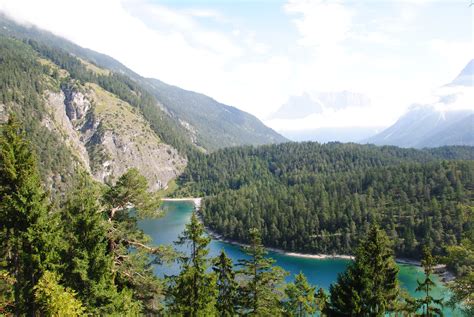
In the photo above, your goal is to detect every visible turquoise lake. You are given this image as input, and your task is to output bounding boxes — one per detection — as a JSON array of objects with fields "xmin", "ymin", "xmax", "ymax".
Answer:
[{"xmin": 139, "ymin": 201, "xmax": 457, "ymax": 315}]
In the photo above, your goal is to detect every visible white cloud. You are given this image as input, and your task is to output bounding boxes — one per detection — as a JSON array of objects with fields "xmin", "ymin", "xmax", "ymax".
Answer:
[
  {"xmin": 285, "ymin": 0, "xmax": 353, "ymax": 48},
  {"xmin": 265, "ymin": 102, "xmax": 402, "ymax": 131},
  {"xmin": 429, "ymin": 39, "xmax": 474, "ymax": 82}
]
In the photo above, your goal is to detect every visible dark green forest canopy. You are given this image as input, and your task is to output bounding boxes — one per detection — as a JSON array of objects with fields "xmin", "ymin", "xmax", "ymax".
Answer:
[
  {"xmin": 178, "ymin": 142, "xmax": 474, "ymax": 258},
  {"xmin": 0, "ymin": 35, "xmax": 81, "ymax": 193}
]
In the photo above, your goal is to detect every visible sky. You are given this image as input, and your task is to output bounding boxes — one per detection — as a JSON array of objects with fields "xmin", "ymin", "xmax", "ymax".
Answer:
[{"xmin": 0, "ymin": 0, "xmax": 472, "ymax": 132}]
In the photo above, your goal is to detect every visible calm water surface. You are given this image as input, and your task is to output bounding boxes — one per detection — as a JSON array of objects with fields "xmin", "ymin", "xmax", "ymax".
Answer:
[{"xmin": 139, "ymin": 201, "xmax": 457, "ymax": 315}]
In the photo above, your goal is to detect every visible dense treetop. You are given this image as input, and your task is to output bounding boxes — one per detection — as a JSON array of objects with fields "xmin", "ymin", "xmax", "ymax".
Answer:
[{"xmin": 178, "ymin": 142, "xmax": 474, "ymax": 258}]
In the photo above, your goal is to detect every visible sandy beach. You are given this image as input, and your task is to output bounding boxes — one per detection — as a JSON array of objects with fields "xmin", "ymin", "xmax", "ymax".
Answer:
[{"xmin": 161, "ymin": 197, "xmax": 202, "ymax": 209}]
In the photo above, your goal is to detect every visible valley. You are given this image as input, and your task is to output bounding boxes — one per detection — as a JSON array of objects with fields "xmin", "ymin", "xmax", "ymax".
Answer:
[{"xmin": 0, "ymin": 7, "xmax": 472, "ymax": 317}]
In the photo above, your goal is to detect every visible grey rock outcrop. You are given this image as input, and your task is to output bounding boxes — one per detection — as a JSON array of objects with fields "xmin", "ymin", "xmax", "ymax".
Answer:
[{"xmin": 42, "ymin": 82, "xmax": 186, "ymax": 191}]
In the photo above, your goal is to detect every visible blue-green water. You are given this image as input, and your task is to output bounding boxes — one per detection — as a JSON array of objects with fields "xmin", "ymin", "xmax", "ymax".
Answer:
[{"xmin": 140, "ymin": 201, "xmax": 457, "ymax": 315}]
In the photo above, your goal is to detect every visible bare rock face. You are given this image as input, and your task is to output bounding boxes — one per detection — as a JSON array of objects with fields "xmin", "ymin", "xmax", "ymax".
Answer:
[
  {"xmin": 43, "ymin": 91, "xmax": 91, "ymax": 172},
  {"xmin": 63, "ymin": 84, "xmax": 91, "ymax": 125},
  {"xmin": 94, "ymin": 129, "xmax": 184, "ymax": 191},
  {"xmin": 42, "ymin": 81, "xmax": 186, "ymax": 191},
  {"xmin": 0, "ymin": 103, "xmax": 8, "ymax": 123}
]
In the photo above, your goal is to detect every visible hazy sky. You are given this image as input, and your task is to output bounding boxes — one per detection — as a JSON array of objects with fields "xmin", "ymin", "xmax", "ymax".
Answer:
[{"xmin": 0, "ymin": 0, "xmax": 472, "ymax": 130}]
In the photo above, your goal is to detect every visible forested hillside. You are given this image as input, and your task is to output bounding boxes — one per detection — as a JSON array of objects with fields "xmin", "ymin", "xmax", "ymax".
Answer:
[
  {"xmin": 0, "ymin": 14, "xmax": 286, "ymax": 153},
  {"xmin": 145, "ymin": 79, "xmax": 287, "ymax": 151},
  {"xmin": 2, "ymin": 117, "xmax": 473, "ymax": 315},
  {"xmin": 0, "ymin": 34, "xmax": 186, "ymax": 193},
  {"xmin": 178, "ymin": 142, "xmax": 474, "ymax": 258}
]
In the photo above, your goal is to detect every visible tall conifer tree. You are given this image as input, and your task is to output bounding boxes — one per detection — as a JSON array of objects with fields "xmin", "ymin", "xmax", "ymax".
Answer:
[
  {"xmin": 0, "ymin": 116, "xmax": 60, "ymax": 315},
  {"xmin": 284, "ymin": 272, "xmax": 316, "ymax": 317},
  {"xmin": 414, "ymin": 247, "xmax": 443, "ymax": 316},
  {"xmin": 168, "ymin": 212, "xmax": 216, "ymax": 316},
  {"xmin": 238, "ymin": 228, "xmax": 287, "ymax": 316},
  {"xmin": 213, "ymin": 250, "xmax": 238, "ymax": 316},
  {"xmin": 329, "ymin": 224, "xmax": 399, "ymax": 316}
]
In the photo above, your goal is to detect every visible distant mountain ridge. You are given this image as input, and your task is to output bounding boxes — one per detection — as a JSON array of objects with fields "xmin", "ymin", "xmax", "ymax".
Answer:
[
  {"xmin": 283, "ymin": 126, "xmax": 382, "ymax": 143},
  {"xmin": 270, "ymin": 91, "xmax": 370, "ymax": 120},
  {"xmin": 366, "ymin": 59, "xmax": 474, "ymax": 148},
  {"xmin": 450, "ymin": 59, "xmax": 474, "ymax": 87}
]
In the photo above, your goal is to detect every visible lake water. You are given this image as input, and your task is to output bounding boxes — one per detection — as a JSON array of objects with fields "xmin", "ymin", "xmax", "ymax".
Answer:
[{"xmin": 139, "ymin": 201, "xmax": 457, "ymax": 315}]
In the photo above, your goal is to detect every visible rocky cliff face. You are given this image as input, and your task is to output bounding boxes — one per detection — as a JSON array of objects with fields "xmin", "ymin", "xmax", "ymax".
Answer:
[{"xmin": 42, "ymin": 81, "xmax": 186, "ymax": 191}]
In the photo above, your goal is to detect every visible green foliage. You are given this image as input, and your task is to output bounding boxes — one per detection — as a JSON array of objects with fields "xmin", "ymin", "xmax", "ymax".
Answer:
[
  {"xmin": 60, "ymin": 175, "xmax": 130, "ymax": 315},
  {"xmin": 34, "ymin": 271, "xmax": 85, "ymax": 317},
  {"xmin": 237, "ymin": 228, "xmax": 287, "ymax": 316},
  {"xmin": 167, "ymin": 212, "xmax": 217, "ymax": 316},
  {"xmin": 103, "ymin": 168, "xmax": 160, "ymax": 220},
  {"xmin": 315, "ymin": 288, "xmax": 329, "ymax": 316},
  {"xmin": 102, "ymin": 169, "xmax": 168, "ymax": 314},
  {"xmin": 213, "ymin": 251, "xmax": 238, "ymax": 316},
  {"xmin": 412, "ymin": 247, "xmax": 444, "ymax": 316},
  {"xmin": 283, "ymin": 272, "xmax": 316, "ymax": 317},
  {"xmin": 0, "ymin": 116, "xmax": 62, "ymax": 315},
  {"xmin": 0, "ymin": 36, "xmax": 79, "ymax": 193},
  {"xmin": 179, "ymin": 142, "xmax": 473, "ymax": 258},
  {"xmin": 328, "ymin": 225, "xmax": 399, "ymax": 316},
  {"xmin": 24, "ymin": 37, "xmax": 194, "ymax": 156},
  {"xmin": 0, "ymin": 270, "xmax": 15, "ymax": 315},
  {"xmin": 0, "ymin": 15, "xmax": 287, "ymax": 155},
  {"xmin": 444, "ymin": 228, "xmax": 474, "ymax": 315}
]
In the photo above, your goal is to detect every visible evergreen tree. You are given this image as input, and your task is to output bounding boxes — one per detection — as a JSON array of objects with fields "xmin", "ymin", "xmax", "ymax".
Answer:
[
  {"xmin": 315, "ymin": 288, "xmax": 328, "ymax": 316},
  {"xmin": 445, "ymin": 228, "xmax": 474, "ymax": 316},
  {"xmin": 328, "ymin": 224, "xmax": 399, "ymax": 316},
  {"xmin": 60, "ymin": 175, "xmax": 140, "ymax": 315},
  {"xmin": 34, "ymin": 271, "xmax": 85, "ymax": 316},
  {"xmin": 103, "ymin": 168, "xmax": 167, "ymax": 313},
  {"xmin": 237, "ymin": 228, "xmax": 287, "ymax": 316},
  {"xmin": 0, "ymin": 116, "xmax": 61, "ymax": 315},
  {"xmin": 283, "ymin": 272, "xmax": 316, "ymax": 317},
  {"xmin": 0, "ymin": 270, "xmax": 15, "ymax": 314},
  {"xmin": 414, "ymin": 247, "xmax": 443, "ymax": 316},
  {"xmin": 213, "ymin": 250, "xmax": 238, "ymax": 316},
  {"xmin": 168, "ymin": 212, "xmax": 216, "ymax": 316}
]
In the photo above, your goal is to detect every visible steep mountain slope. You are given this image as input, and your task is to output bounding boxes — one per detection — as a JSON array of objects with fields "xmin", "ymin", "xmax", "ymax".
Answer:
[
  {"xmin": 366, "ymin": 107, "xmax": 473, "ymax": 148},
  {"xmin": 0, "ymin": 35, "xmax": 185, "ymax": 192},
  {"xmin": 366, "ymin": 60, "xmax": 474, "ymax": 148},
  {"xmin": 145, "ymin": 79, "xmax": 287, "ymax": 151},
  {"xmin": 450, "ymin": 59, "xmax": 474, "ymax": 87},
  {"xmin": 0, "ymin": 14, "xmax": 286, "ymax": 152},
  {"xmin": 45, "ymin": 80, "xmax": 186, "ymax": 191},
  {"xmin": 422, "ymin": 114, "xmax": 473, "ymax": 147}
]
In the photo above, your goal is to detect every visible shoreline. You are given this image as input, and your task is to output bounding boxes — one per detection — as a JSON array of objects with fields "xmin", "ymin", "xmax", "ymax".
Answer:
[
  {"xmin": 165, "ymin": 198, "xmax": 454, "ymax": 281},
  {"xmin": 161, "ymin": 197, "xmax": 202, "ymax": 209},
  {"xmin": 203, "ymin": 219, "xmax": 356, "ymax": 261}
]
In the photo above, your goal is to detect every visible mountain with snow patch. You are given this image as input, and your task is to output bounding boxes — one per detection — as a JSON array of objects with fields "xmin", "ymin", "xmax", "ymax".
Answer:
[{"xmin": 365, "ymin": 60, "xmax": 474, "ymax": 148}]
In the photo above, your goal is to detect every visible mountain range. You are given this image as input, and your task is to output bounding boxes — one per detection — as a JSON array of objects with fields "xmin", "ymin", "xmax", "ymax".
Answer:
[
  {"xmin": 0, "ymin": 14, "xmax": 285, "ymax": 191},
  {"xmin": 269, "ymin": 91, "xmax": 370, "ymax": 120},
  {"xmin": 267, "ymin": 90, "xmax": 373, "ymax": 142},
  {"xmin": 366, "ymin": 60, "xmax": 473, "ymax": 148}
]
